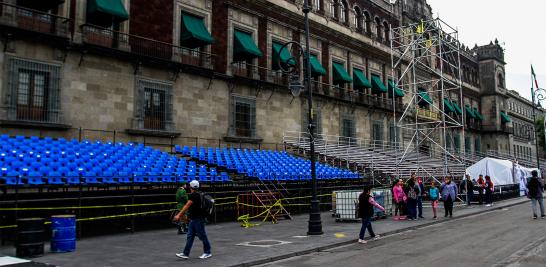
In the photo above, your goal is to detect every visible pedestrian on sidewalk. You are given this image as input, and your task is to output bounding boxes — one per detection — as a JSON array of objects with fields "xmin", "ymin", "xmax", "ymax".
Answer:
[
  {"xmin": 460, "ymin": 174, "xmax": 474, "ymax": 206},
  {"xmin": 484, "ymin": 175, "xmax": 494, "ymax": 207},
  {"xmin": 174, "ymin": 183, "xmax": 189, "ymax": 234},
  {"xmin": 526, "ymin": 170, "xmax": 545, "ymax": 219},
  {"xmin": 477, "ymin": 174, "xmax": 485, "ymax": 205},
  {"xmin": 406, "ymin": 178, "xmax": 418, "ymax": 220},
  {"xmin": 440, "ymin": 176, "xmax": 457, "ymax": 218},
  {"xmin": 429, "ymin": 181, "xmax": 440, "ymax": 219},
  {"xmin": 416, "ymin": 175, "xmax": 426, "ymax": 218},
  {"xmin": 174, "ymin": 180, "xmax": 212, "ymax": 260},
  {"xmin": 358, "ymin": 187, "xmax": 385, "ymax": 244},
  {"xmin": 393, "ymin": 179, "xmax": 407, "ymax": 220}
]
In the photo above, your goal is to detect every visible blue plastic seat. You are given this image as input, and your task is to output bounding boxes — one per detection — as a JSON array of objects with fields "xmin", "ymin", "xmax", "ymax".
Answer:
[
  {"xmin": 27, "ymin": 171, "xmax": 44, "ymax": 185},
  {"xmin": 47, "ymin": 171, "xmax": 64, "ymax": 185}
]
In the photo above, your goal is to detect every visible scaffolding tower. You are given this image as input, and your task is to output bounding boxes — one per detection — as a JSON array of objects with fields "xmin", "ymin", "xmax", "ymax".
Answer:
[{"xmin": 389, "ymin": 18, "xmax": 466, "ymax": 182}]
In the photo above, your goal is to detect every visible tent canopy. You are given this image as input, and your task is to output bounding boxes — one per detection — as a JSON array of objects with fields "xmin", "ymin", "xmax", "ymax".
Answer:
[{"xmin": 465, "ymin": 157, "xmax": 515, "ymax": 185}]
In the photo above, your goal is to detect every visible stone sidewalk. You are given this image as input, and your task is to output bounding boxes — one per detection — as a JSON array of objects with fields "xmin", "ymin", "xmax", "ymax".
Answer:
[{"xmin": 0, "ymin": 196, "xmax": 530, "ymax": 267}]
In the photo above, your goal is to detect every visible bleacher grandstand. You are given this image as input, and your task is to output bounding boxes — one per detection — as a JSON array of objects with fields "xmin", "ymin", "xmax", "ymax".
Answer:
[{"xmin": 0, "ymin": 135, "xmax": 357, "ymax": 186}]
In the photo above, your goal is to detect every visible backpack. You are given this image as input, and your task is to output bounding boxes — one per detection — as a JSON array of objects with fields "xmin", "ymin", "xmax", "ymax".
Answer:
[{"xmin": 199, "ymin": 192, "xmax": 215, "ymax": 216}]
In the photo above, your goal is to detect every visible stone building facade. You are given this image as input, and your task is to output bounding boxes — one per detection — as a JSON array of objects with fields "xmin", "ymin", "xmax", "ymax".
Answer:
[{"xmin": 0, "ymin": 0, "xmax": 536, "ymax": 162}]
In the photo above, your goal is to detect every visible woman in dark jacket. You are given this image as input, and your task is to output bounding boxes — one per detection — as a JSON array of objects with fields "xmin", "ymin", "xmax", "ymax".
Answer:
[
  {"xmin": 358, "ymin": 187, "xmax": 385, "ymax": 244},
  {"xmin": 406, "ymin": 179, "xmax": 418, "ymax": 220},
  {"xmin": 484, "ymin": 175, "xmax": 494, "ymax": 207}
]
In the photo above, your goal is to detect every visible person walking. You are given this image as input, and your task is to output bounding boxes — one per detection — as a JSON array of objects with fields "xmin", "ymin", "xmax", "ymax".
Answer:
[
  {"xmin": 440, "ymin": 176, "xmax": 457, "ymax": 218},
  {"xmin": 174, "ymin": 180, "xmax": 212, "ymax": 259},
  {"xmin": 460, "ymin": 174, "xmax": 474, "ymax": 206},
  {"xmin": 358, "ymin": 187, "xmax": 385, "ymax": 244},
  {"xmin": 393, "ymin": 179, "xmax": 407, "ymax": 220},
  {"xmin": 175, "ymin": 183, "xmax": 189, "ymax": 234},
  {"xmin": 527, "ymin": 170, "xmax": 545, "ymax": 219},
  {"xmin": 406, "ymin": 178, "xmax": 418, "ymax": 220},
  {"xmin": 484, "ymin": 175, "xmax": 494, "ymax": 207},
  {"xmin": 477, "ymin": 175, "xmax": 485, "ymax": 205},
  {"xmin": 429, "ymin": 181, "xmax": 440, "ymax": 219}
]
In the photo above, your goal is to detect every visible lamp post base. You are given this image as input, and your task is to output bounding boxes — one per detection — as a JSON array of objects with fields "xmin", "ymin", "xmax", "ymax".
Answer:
[{"xmin": 307, "ymin": 199, "xmax": 323, "ymax": 235}]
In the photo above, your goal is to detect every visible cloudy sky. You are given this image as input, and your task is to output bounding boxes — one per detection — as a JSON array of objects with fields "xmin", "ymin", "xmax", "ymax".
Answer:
[{"xmin": 425, "ymin": 0, "xmax": 546, "ymax": 102}]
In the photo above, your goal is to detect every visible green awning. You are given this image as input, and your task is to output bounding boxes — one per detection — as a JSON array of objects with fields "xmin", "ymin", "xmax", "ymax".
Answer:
[
  {"xmin": 353, "ymin": 68, "xmax": 372, "ymax": 89},
  {"xmin": 388, "ymin": 79, "xmax": 405, "ymax": 97},
  {"xmin": 309, "ymin": 55, "xmax": 326, "ymax": 77},
  {"xmin": 180, "ymin": 13, "xmax": 215, "ymax": 48},
  {"xmin": 473, "ymin": 107, "xmax": 484, "ymax": 121},
  {"xmin": 451, "ymin": 101, "xmax": 463, "ymax": 115},
  {"xmin": 418, "ymin": 88, "xmax": 433, "ymax": 105},
  {"xmin": 443, "ymin": 98, "xmax": 455, "ymax": 113},
  {"xmin": 500, "ymin": 111, "xmax": 511, "ymax": 123},
  {"xmin": 272, "ymin": 42, "xmax": 296, "ymax": 69},
  {"xmin": 87, "ymin": 0, "xmax": 129, "ymax": 21},
  {"xmin": 332, "ymin": 62, "xmax": 353, "ymax": 84},
  {"xmin": 465, "ymin": 105, "xmax": 476, "ymax": 119},
  {"xmin": 371, "ymin": 74, "xmax": 387, "ymax": 94},
  {"xmin": 233, "ymin": 30, "xmax": 262, "ymax": 61}
]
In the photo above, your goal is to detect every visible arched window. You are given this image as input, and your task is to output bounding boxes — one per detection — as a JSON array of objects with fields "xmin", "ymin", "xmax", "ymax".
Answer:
[
  {"xmin": 354, "ymin": 6, "xmax": 362, "ymax": 30},
  {"xmin": 340, "ymin": 1, "xmax": 348, "ymax": 24},
  {"xmin": 375, "ymin": 17, "xmax": 381, "ymax": 39},
  {"xmin": 363, "ymin": 11, "xmax": 371, "ymax": 33},
  {"xmin": 498, "ymin": 73, "xmax": 504, "ymax": 88},
  {"xmin": 329, "ymin": 0, "xmax": 338, "ymax": 19},
  {"xmin": 383, "ymin": 21, "xmax": 390, "ymax": 43}
]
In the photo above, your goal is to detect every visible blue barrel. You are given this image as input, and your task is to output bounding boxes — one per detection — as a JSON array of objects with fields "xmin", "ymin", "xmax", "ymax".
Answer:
[{"xmin": 50, "ymin": 215, "xmax": 76, "ymax": 253}]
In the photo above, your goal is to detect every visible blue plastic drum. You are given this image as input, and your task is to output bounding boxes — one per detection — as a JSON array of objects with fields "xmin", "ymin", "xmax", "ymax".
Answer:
[{"xmin": 50, "ymin": 215, "xmax": 76, "ymax": 253}]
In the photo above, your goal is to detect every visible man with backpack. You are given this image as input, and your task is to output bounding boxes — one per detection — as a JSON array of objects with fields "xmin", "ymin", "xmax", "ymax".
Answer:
[
  {"xmin": 174, "ymin": 180, "xmax": 212, "ymax": 259},
  {"xmin": 527, "ymin": 170, "xmax": 545, "ymax": 219}
]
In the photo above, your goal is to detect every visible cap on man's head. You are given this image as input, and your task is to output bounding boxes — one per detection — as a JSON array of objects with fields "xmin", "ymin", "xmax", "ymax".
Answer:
[{"xmin": 190, "ymin": 180, "xmax": 200, "ymax": 189}]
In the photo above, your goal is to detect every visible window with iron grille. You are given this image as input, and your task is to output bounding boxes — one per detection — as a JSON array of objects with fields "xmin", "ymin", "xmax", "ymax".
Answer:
[
  {"xmin": 133, "ymin": 79, "xmax": 173, "ymax": 131},
  {"xmin": 373, "ymin": 121, "xmax": 383, "ymax": 142},
  {"xmin": 474, "ymin": 137, "xmax": 481, "ymax": 153},
  {"xmin": 5, "ymin": 58, "xmax": 61, "ymax": 123},
  {"xmin": 229, "ymin": 95, "xmax": 256, "ymax": 138},
  {"xmin": 341, "ymin": 115, "xmax": 356, "ymax": 138},
  {"xmin": 389, "ymin": 125, "xmax": 399, "ymax": 146}
]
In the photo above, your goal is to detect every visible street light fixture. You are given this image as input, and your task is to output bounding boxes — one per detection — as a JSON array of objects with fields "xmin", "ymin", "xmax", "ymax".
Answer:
[
  {"xmin": 278, "ymin": 0, "xmax": 323, "ymax": 235},
  {"xmin": 531, "ymin": 86, "xmax": 546, "ymax": 171}
]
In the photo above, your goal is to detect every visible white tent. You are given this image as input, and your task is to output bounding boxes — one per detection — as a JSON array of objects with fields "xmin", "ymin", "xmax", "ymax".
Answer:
[
  {"xmin": 465, "ymin": 157, "xmax": 515, "ymax": 185},
  {"xmin": 466, "ymin": 157, "xmax": 540, "ymax": 195}
]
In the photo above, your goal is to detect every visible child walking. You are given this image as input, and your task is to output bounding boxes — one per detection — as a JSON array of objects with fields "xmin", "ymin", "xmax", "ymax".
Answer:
[
  {"xmin": 358, "ymin": 187, "xmax": 385, "ymax": 244},
  {"xmin": 429, "ymin": 181, "xmax": 440, "ymax": 219}
]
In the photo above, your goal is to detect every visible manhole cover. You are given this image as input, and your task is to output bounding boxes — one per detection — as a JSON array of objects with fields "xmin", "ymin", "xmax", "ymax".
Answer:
[{"xmin": 237, "ymin": 240, "xmax": 292, "ymax": 248}]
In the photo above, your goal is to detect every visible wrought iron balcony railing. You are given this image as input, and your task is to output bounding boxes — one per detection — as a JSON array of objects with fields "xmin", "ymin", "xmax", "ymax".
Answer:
[
  {"xmin": 0, "ymin": 2, "xmax": 70, "ymax": 38},
  {"xmin": 81, "ymin": 24, "xmax": 215, "ymax": 70}
]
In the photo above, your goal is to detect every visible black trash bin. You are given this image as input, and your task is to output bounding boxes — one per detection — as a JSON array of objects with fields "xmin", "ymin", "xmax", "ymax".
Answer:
[{"xmin": 16, "ymin": 218, "xmax": 45, "ymax": 258}]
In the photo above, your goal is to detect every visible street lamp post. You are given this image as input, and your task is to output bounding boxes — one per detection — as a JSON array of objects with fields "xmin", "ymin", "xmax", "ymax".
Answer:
[
  {"xmin": 531, "ymin": 86, "xmax": 546, "ymax": 171},
  {"xmin": 278, "ymin": 0, "xmax": 323, "ymax": 235}
]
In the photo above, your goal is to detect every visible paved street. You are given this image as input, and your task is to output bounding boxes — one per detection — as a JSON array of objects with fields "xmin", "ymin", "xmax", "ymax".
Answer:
[
  {"xmin": 258, "ymin": 202, "xmax": 546, "ymax": 267},
  {"xmin": 0, "ymin": 197, "xmax": 534, "ymax": 267}
]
